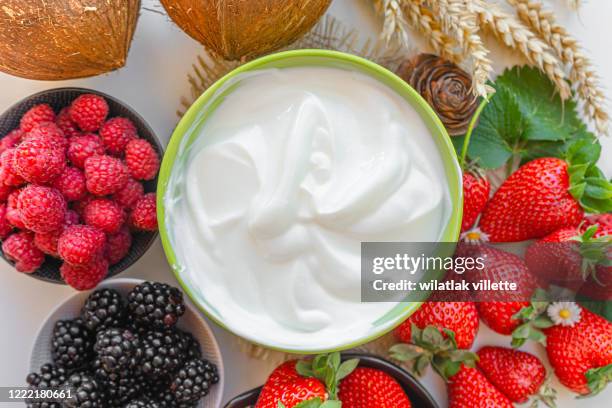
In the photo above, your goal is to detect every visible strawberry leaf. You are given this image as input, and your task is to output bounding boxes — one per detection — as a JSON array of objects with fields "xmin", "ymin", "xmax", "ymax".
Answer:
[
  {"xmin": 461, "ymin": 66, "xmax": 601, "ymax": 170},
  {"xmin": 582, "ymin": 363, "xmax": 612, "ymax": 397},
  {"xmin": 293, "ymin": 398, "xmax": 324, "ymax": 408},
  {"xmin": 336, "ymin": 359, "xmax": 359, "ymax": 381}
]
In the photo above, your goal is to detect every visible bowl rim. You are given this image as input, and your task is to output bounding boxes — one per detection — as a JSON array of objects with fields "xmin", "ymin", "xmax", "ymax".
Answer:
[
  {"xmin": 0, "ymin": 87, "xmax": 161, "ymax": 284},
  {"xmin": 28, "ymin": 277, "xmax": 225, "ymax": 408},
  {"xmin": 156, "ymin": 49, "xmax": 463, "ymax": 354}
]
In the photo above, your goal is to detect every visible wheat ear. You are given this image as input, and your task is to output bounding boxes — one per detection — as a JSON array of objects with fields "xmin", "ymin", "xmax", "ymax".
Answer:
[
  {"xmin": 428, "ymin": 0, "xmax": 494, "ymax": 97},
  {"xmin": 401, "ymin": 0, "xmax": 461, "ymax": 62},
  {"xmin": 374, "ymin": 0, "xmax": 413, "ymax": 46},
  {"xmin": 508, "ymin": 0, "xmax": 608, "ymax": 135},
  {"xmin": 471, "ymin": 0, "xmax": 571, "ymax": 100}
]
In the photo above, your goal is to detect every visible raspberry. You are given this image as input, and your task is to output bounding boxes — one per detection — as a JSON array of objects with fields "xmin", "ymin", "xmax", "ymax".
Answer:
[
  {"xmin": 83, "ymin": 198, "xmax": 125, "ymax": 234},
  {"xmin": 84, "ymin": 155, "xmax": 129, "ymax": 196},
  {"xmin": 52, "ymin": 167, "xmax": 87, "ymax": 201},
  {"xmin": 112, "ymin": 178, "xmax": 144, "ymax": 210},
  {"xmin": 0, "ymin": 184, "xmax": 13, "ymax": 203},
  {"xmin": 2, "ymin": 231, "xmax": 45, "ymax": 273},
  {"xmin": 69, "ymin": 94, "xmax": 109, "ymax": 132},
  {"xmin": 14, "ymin": 136, "xmax": 66, "ymax": 184},
  {"xmin": 5, "ymin": 189, "xmax": 25, "ymax": 229},
  {"xmin": 0, "ymin": 204, "xmax": 13, "ymax": 239},
  {"xmin": 56, "ymin": 108, "xmax": 82, "ymax": 138},
  {"xmin": 61, "ymin": 257, "xmax": 109, "ymax": 290},
  {"xmin": 125, "ymin": 139, "xmax": 159, "ymax": 180},
  {"xmin": 129, "ymin": 193, "xmax": 157, "ymax": 231},
  {"xmin": 20, "ymin": 104, "xmax": 55, "ymax": 132},
  {"xmin": 0, "ymin": 129, "xmax": 24, "ymax": 154},
  {"xmin": 71, "ymin": 194, "xmax": 94, "ymax": 218},
  {"xmin": 99, "ymin": 117, "xmax": 137, "ymax": 156},
  {"xmin": 25, "ymin": 122, "xmax": 68, "ymax": 150},
  {"xmin": 0, "ymin": 148, "xmax": 26, "ymax": 186},
  {"xmin": 34, "ymin": 210, "xmax": 80, "ymax": 257},
  {"xmin": 105, "ymin": 226, "xmax": 132, "ymax": 264},
  {"xmin": 19, "ymin": 185, "xmax": 67, "ymax": 233},
  {"xmin": 58, "ymin": 225, "xmax": 106, "ymax": 265},
  {"xmin": 67, "ymin": 134, "xmax": 105, "ymax": 169}
]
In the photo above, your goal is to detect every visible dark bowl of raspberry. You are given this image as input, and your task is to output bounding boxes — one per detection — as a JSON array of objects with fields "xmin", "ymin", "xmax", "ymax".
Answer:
[{"xmin": 0, "ymin": 87, "xmax": 163, "ymax": 286}]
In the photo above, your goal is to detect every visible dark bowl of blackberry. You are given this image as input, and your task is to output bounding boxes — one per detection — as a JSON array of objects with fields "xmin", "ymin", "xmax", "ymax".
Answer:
[{"xmin": 28, "ymin": 278, "xmax": 224, "ymax": 407}]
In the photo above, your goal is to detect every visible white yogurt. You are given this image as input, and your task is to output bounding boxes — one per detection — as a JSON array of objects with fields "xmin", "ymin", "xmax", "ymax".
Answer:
[{"xmin": 165, "ymin": 67, "xmax": 452, "ymax": 349}]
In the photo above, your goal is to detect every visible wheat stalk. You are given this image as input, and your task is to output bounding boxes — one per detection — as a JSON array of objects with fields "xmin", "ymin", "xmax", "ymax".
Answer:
[
  {"xmin": 428, "ymin": 0, "xmax": 494, "ymax": 97},
  {"xmin": 374, "ymin": 0, "xmax": 413, "ymax": 46},
  {"xmin": 508, "ymin": 0, "xmax": 608, "ymax": 135},
  {"xmin": 471, "ymin": 0, "xmax": 572, "ymax": 100}
]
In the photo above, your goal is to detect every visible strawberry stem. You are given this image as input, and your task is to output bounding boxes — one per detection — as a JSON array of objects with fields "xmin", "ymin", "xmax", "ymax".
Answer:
[
  {"xmin": 295, "ymin": 352, "xmax": 359, "ymax": 401},
  {"xmin": 460, "ymin": 98, "xmax": 488, "ymax": 169}
]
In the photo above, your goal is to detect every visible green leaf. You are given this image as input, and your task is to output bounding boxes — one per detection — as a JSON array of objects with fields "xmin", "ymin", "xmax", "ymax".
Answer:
[
  {"xmin": 464, "ymin": 65, "xmax": 601, "ymax": 170},
  {"xmin": 336, "ymin": 359, "xmax": 359, "ymax": 381},
  {"xmin": 320, "ymin": 401, "xmax": 342, "ymax": 408},
  {"xmin": 279, "ymin": 402, "xmax": 286, "ymax": 408},
  {"xmin": 294, "ymin": 398, "xmax": 324, "ymax": 408},
  {"xmin": 583, "ymin": 364, "xmax": 612, "ymax": 397},
  {"xmin": 578, "ymin": 300, "xmax": 612, "ymax": 322},
  {"xmin": 296, "ymin": 360, "xmax": 314, "ymax": 378},
  {"xmin": 389, "ymin": 343, "xmax": 426, "ymax": 362}
]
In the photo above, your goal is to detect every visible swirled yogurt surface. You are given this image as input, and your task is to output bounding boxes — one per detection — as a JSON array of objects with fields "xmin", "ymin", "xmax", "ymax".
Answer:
[{"xmin": 165, "ymin": 67, "xmax": 452, "ymax": 349}]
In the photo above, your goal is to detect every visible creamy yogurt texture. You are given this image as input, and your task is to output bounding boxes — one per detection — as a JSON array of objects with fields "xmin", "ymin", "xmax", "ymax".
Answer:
[{"xmin": 165, "ymin": 67, "xmax": 452, "ymax": 348}]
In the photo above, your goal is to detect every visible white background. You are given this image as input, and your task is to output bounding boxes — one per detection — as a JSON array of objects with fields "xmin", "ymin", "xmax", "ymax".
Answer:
[{"xmin": 0, "ymin": 0, "xmax": 610, "ymax": 407}]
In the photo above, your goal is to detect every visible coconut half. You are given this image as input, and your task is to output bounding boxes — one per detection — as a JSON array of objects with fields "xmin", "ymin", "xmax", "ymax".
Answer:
[
  {"xmin": 160, "ymin": 0, "xmax": 332, "ymax": 60},
  {"xmin": 0, "ymin": 0, "xmax": 141, "ymax": 80}
]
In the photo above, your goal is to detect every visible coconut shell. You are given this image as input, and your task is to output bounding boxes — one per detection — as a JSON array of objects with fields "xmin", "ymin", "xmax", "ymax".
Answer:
[
  {"xmin": 0, "ymin": 0, "xmax": 141, "ymax": 80},
  {"xmin": 160, "ymin": 0, "xmax": 331, "ymax": 60}
]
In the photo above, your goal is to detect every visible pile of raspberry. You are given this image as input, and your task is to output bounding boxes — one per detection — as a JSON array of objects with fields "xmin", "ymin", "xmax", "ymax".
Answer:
[{"xmin": 0, "ymin": 94, "xmax": 159, "ymax": 290}]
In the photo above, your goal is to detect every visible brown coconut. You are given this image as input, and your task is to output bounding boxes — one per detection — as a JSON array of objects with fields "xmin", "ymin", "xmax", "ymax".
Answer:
[
  {"xmin": 0, "ymin": 0, "xmax": 141, "ymax": 80},
  {"xmin": 160, "ymin": 0, "xmax": 331, "ymax": 60}
]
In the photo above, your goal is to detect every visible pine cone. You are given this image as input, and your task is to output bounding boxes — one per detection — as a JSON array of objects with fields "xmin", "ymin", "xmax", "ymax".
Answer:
[{"xmin": 398, "ymin": 54, "xmax": 478, "ymax": 136}]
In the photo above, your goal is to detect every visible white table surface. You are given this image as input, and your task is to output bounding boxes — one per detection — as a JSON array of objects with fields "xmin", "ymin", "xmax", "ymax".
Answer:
[{"xmin": 0, "ymin": 1, "xmax": 610, "ymax": 407}]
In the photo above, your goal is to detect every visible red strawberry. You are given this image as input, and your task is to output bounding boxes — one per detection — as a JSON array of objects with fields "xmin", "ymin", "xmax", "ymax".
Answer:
[
  {"xmin": 391, "ymin": 302, "xmax": 479, "ymax": 380},
  {"xmin": 476, "ymin": 346, "xmax": 554, "ymax": 405},
  {"xmin": 480, "ymin": 158, "xmax": 585, "ymax": 242},
  {"xmin": 255, "ymin": 361, "xmax": 327, "ymax": 408},
  {"xmin": 256, "ymin": 353, "xmax": 357, "ymax": 408},
  {"xmin": 461, "ymin": 170, "xmax": 490, "ymax": 232},
  {"xmin": 544, "ymin": 306, "xmax": 612, "ymax": 395},
  {"xmin": 394, "ymin": 302, "xmax": 479, "ymax": 350},
  {"xmin": 338, "ymin": 367, "xmax": 412, "ymax": 408},
  {"xmin": 582, "ymin": 214, "xmax": 612, "ymax": 238},
  {"xmin": 525, "ymin": 224, "xmax": 610, "ymax": 299},
  {"xmin": 478, "ymin": 301, "xmax": 530, "ymax": 335},
  {"xmin": 447, "ymin": 366, "xmax": 513, "ymax": 408}
]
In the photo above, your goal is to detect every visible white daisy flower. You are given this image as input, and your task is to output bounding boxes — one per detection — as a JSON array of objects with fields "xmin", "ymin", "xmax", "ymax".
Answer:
[
  {"xmin": 460, "ymin": 227, "xmax": 490, "ymax": 244},
  {"xmin": 547, "ymin": 302, "xmax": 582, "ymax": 327}
]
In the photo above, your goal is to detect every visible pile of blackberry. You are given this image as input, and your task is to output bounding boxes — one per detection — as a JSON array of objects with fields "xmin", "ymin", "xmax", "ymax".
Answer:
[{"xmin": 27, "ymin": 282, "xmax": 219, "ymax": 408}]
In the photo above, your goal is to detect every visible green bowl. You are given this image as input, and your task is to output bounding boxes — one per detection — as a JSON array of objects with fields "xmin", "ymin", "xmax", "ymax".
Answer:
[{"xmin": 157, "ymin": 49, "xmax": 463, "ymax": 354}]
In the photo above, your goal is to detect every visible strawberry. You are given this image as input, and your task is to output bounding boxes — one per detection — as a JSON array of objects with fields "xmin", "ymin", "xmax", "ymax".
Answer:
[
  {"xmin": 477, "ymin": 346, "xmax": 555, "ymax": 405},
  {"xmin": 455, "ymin": 243, "xmax": 538, "ymax": 334},
  {"xmin": 480, "ymin": 141, "xmax": 612, "ymax": 242},
  {"xmin": 447, "ymin": 366, "xmax": 513, "ymax": 408},
  {"xmin": 544, "ymin": 306, "xmax": 612, "ymax": 395},
  {"xmin": 338, "ymin": 367, "xmax": 412, "ymax": 408},
  {"xmin": 525, "ymin": 223, "xmax": 610, "ymax": 299},
  {"xmin": 461, "ymin": 170, "xmax": 490, "ymax": 232},
  {"xmin": 256, "ymin": 353, "xmax": 358, "ymax": 408},
  {"xmin": 390, "ymin": 302, "xmax": 479, "ymax": 380}
]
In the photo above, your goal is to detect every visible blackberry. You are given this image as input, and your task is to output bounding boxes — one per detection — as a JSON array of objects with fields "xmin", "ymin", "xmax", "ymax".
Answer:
[
  {"xmin": 94, "ymin": 328, "xmax": 142, "ymax": 375},
  {"xmin": 146, "ymin": 386, "xmax": 197, "ymax": 408},
  {"xmin": 140, "ymin": 329, "xmax": 187, "ymax": 379},
  {"xmin": 170, "ymin": 359, "xmax": 219, "ymax": 403},
  {"xmin": 92, "ymin": 358, "xmax": 145, "ymax": 404},
  {"xmin": 26, "ymin": 363, "xmax": 67, "ymax": 408},
  {"xmin": 127, "ymin": 282, "xmax": 185, "ymax": 328},
  {"xmin": 81, "ymin": 288, "xmax": 125, "ymax": 332},
  {"xmin": 51, "ymin": 319, "xmax": 94, "ymax": 370},
  {"xmin": 62, "ymin": 372, "xmax": 102, "ymax": 408},
  {"xmin": 123, "ymin": 398, "xmax": 161, "ymax": 408},
  {"xmin": 177, "ymin": 330, "xmax": 202, "ymax": 361}
]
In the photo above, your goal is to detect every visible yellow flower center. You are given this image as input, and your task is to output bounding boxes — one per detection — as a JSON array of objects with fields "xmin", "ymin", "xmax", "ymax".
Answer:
[
  {"xmin": 466, "ymin": 231, "xmax": 481, "ymax": 240},
  {"xmin": 559, "ymin": 309, "xmax": 572, "ymax": 319}
]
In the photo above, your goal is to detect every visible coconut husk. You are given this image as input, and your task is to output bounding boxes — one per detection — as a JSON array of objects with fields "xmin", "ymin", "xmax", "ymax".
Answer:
[
  {"xmin": 179, "ymin": 15, "xmax": 408, "ymax": 116},
  {"xmin": 160, "ymin": 0, "xmax": 332, "ymax": 61},
  {"xmin": 0, "ymin": 0, "xmax": 141, "ymax": 80}
]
